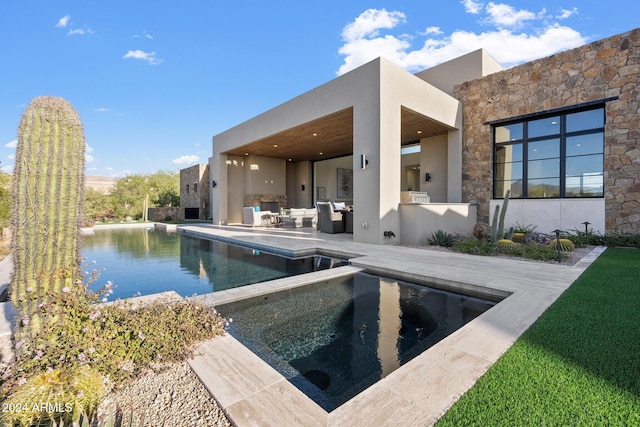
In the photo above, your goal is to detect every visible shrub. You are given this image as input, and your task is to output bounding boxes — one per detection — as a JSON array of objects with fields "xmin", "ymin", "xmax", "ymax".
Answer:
[
  {"xmin": 1, "ymin": 366, "xmax": 105, "ymax": 426},
  {"xmin": 451, "ymin": 238, "xmax": 496, "ymax": 256},
  {"xmin": 428, "ymin": 230, "xmax": 455, "ymax": 247},
  {"xmin": 512, "ymin": 222, "xmax": 537, "ymax": 234},
  {"xmin": 504, "ymin": 243, "xmax": 566, "ymax": 261},
  {"xmin": 1, "ymin": 273, "xmax": 228, "ymax": 407}
]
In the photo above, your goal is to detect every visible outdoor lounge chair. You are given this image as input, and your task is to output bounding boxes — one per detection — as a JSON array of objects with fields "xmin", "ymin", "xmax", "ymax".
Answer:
[{"xmin": 316, "ymin": 202, "xmax": 345, "ymax": 233}]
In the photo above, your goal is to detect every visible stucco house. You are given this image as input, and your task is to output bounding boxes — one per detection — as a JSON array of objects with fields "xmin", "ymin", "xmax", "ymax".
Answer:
[{"xmin": 209, "ymin": 28, "xmax": 640, "ymax": 245}]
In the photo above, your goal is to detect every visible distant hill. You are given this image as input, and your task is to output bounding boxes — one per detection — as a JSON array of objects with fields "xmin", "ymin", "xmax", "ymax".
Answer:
[{"xmin": 86, "ymin": 175, "xmax": 116, "ymax": 194}]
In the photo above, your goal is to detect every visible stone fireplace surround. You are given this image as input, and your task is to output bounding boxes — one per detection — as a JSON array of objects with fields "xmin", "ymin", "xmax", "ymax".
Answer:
[{"xmin": 244, "ymin": 194, "xmax": 288, "ymax": 213}]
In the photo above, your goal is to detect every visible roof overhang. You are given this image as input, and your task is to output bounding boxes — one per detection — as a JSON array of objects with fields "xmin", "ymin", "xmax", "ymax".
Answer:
[{"xmin": 223, "ymin": 106, "xmax": 450, "ymax": 162}]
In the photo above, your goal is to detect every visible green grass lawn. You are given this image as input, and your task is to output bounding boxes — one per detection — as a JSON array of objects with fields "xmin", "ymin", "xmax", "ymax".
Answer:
[{"xmin": 437, "ymin": 247, "xmax": 640, "ymax": 426}]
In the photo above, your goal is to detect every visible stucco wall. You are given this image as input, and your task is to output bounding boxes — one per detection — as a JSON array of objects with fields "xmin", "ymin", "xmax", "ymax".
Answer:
[
  {"xmin": 420, "ymin": 134, "xmax": 448, "ymax": 202},
  {"xmin": 399, "ymin": 203, "xmax": 477, "ymax": 245},
  {"xmin": 490, "ymin": 199, "xmax": 605, "ymax": 235},
  {"xmin": 455, "ymin": 28, "xmax": 640, "ymax": 234}
]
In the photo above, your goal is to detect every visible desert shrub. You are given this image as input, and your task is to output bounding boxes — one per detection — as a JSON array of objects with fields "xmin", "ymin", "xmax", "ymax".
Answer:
[
  {"xmin": 1, "ymin": 366, "xmax": 105, "ymax": 426},
  {"xmin": 512, "ymin": 222, "xmax": 537, "ymax": 234},
  {"xmin": 451, "ymin": 238, "xmax": 496, "ymax": 256},
  {"xmin": 503, "ymin": 243, "xmax": 565, "ymax": 261},
  {"xmin": 1, "ymin": 273, "xmax": 228, "ymax": 411},
  {"xmin": 428, "ymin": 230, "xmax": 455, "ymax": 247}
]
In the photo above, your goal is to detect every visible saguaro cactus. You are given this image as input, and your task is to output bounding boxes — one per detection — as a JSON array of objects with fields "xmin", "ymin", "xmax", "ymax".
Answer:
[
  {"xmin": 10, "ymin": 96, "xmax": 86, "ymax": 343},
  {"xmin": 490, "ymin": 190, "xmax": 511, "ymax": 243}
]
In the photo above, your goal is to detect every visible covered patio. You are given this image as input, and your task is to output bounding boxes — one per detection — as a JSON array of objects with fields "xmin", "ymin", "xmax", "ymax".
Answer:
[{"xmin": 210, "ymin": 51, "xmax": 503, "ymax": 244}]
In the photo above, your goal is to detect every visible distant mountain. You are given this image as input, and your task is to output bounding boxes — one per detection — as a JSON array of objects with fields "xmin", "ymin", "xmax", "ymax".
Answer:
[{"xmin": 85, "ymin": 176, "xmax": 116, "ymax": 194}]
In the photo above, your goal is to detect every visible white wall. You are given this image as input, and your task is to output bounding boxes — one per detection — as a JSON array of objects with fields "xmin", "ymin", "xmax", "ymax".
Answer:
[
  {"xmin": 314, "ymin": 156, "xmax": 354, "ymax": 203},
  {"xmin": 226, "ymin": 155, "xmax": 245, "ymax": 224},
  {"xmin": 489, "ymin": 198, "xmax": 605, "ymax": 235},
  {"xmin": 399, "ymin": 203, "xmax": 477, "ymax": 245},
  {"xmin": 286, "ymin": 161, "xmax": 312, "ymax": 208},
  {"xmin": 420, "ymin": 134, "xmax": 448, "ymax": 202},
  {"xmin": 243, "ymin": 155, "xmax": 286, "ymax": 195}
]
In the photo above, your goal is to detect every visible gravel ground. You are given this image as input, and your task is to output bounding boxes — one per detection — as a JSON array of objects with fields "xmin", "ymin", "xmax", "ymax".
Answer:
[{"xmin": 98, "ymin": 361, "xmax": 231, "ymax": 427}]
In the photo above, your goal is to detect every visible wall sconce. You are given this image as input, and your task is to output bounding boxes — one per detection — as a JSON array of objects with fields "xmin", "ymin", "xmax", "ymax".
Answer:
[
  {"xmin": 211, "ymin": 180, "xmax": 217, "ymax": 188},
  {"xmin": 301, "ymin": 184, "xmax": 305, "ymax": 191},
  {"xmin": 425, "ymin": 173, "xmax": 431, "ymax": 182},
  {"xmin": 360, "ymin": 154, "xmax": 369, "ymax": 169}
]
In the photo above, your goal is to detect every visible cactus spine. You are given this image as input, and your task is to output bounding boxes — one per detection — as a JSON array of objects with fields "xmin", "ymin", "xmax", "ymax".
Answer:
[
  {"xmin": 490, "ymin": 190, "xmax": 511, "ymax": 243},
  {"xmin": 10, "ymin": 96, "xmax": 86, "ymax": 344}
]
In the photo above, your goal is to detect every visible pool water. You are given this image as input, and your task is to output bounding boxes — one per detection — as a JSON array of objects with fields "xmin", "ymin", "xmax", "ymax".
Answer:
[
  {"xmin": 217, "ymin": 272, "xmax": 496, "ymax": 411},
  {"xmin": 81, "ymin": 228, "xmax": 347, "ymax": 300}
]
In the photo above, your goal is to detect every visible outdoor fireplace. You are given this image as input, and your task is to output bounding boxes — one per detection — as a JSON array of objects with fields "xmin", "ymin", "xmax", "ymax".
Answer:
[{"xmin": 260, "ymin": 201, "xmax": 279, "ymax": 212}]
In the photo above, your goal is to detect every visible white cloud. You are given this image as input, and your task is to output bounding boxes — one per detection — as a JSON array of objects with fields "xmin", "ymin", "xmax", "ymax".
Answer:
[
  {"xmin": 133, "ymin": 29, "xmax": 154, "ymax": 40},
  {"xmin": 55, "ymin": 15, "xmax": 71, "ymax": 28},
  {"xmin": 94, "ymin": 107, "xmax": 109, "ymax": 112},
  {"xmin": 341, "ymin": 9, "xmax": 406, "ymax": 43},
  {"xmin": 558, "ymin": 7, "xmax": 578, "ymax": 19},
  {"xmin": 421, "ymin": 26, "xmax": 443, "ymax": 36},
  {"xmin": 337, "ymin": 5, "xmax": 586, "ymax": 74},
  {"xmin": 4, "ymin": 140, "xmax": 17, "ymax": 148},
  {"xmin": 8, "ymin": 154, "xmax": 15, "ymax": 160},
  {"xmin": 67, "ymin": 27, "xmax": 94, "ymax": 36},
  {"xmin": 172, "ymin": 155, "xmax": 200, "ymax": 165},
  {"xmin": 85, "ymin": 144, "xmax": 94, "ymax": 163},
  {"xmin": 123, "ymin": 50, "xmax": 163, "ymax": 65},
  {"xmin": 484, "ymin": 2, "xmax": 543, "ymax": 28},
  {"xmin": 1, "ymin": 165, "xmax": 13, "ymax": 174},
  {"xmin": 461, "ymin": 0, "xmax": 483, "ymax": 14}
]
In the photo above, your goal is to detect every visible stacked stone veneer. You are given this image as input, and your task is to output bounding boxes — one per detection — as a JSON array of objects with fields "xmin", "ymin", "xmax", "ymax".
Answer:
[
  {"xmin": 455, "ymin": 28, "xmax": 640, "ymax": 234},
  {"xmin": 179, "ymin": 164, "xmax": 210, "ymax": 220}
]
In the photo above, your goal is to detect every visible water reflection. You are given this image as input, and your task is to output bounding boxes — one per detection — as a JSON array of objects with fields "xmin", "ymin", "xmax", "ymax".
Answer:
[
  {"xmin": 81, "ymin": 229, "xmax": 346, "ymax": 299},
  {"xmin": 218, "ymin": 273, "xmax": 495, "ymax": 411}
]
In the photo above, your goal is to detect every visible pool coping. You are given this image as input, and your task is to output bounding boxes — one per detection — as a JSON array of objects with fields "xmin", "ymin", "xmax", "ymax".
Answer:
[
  {"xmin": 179, "ymin": 225, "xmax": 606, "ymax": 426},
  {"xmin": 0, "ymin": 225, "xmax": 606, "ymax": 426}
]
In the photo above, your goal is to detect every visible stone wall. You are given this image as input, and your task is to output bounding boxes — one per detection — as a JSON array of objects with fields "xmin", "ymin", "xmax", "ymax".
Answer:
[
  {"xmin": 148, "ymin": 207, "xmax": 181, "ymax": 222},
  {"xmin": 455, "ymin": 28, "xmax": 640, "ymax": 233},
  {"xmin": 179, "ymin": 164, "xmax": 210, "ymax": 220},
  {"xmin": 243, "ymin": 194, "xmax": 288, "ymax": 211}
]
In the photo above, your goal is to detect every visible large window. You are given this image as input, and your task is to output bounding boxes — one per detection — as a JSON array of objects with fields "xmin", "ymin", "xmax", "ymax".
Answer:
[{"xmin": 493, "ymin": 106, "xmax": 604, "ymax": 199}]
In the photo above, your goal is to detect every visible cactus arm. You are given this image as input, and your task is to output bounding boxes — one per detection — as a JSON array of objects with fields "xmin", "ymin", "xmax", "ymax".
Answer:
[
  {"xmin": 497, "ymin": 190, "xmax": 510, "ymax": 240},
  {"xmin": 490, "ymin": 205, "xmax": 500, "ymax": 243}
]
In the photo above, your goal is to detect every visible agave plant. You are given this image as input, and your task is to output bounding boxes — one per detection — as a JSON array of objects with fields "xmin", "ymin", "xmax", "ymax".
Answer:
[{"xmin": 428, "ymin": 230, "xmax": 455, "ymax": 247}]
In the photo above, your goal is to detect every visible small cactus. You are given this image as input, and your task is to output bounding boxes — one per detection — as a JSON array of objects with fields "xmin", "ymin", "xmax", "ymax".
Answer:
[
  {"xmin": 496, "ymin": 239, "xmax": 516, "ymax": 249},
  {"xmin": 513, "ymin": 232, "xmax": 526, "ymax": 243},
  {"xmin": 549, "ymin": 238, "xmax": 576, "ymax": 252},
  {"xmin": 10, "ymin": 96, "xmax": 86, "ymax": 345}
]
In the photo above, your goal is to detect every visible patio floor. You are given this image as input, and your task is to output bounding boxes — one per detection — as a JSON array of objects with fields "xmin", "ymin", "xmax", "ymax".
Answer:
[{"xmin": 179, "ymin": 224, "xmax": 605, "ymax": 426}]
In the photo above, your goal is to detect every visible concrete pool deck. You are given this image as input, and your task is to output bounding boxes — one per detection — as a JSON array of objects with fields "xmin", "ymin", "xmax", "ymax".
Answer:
[
  {"xmin": 176, "ymin": 224, "xmax": 605, "ymax": 426},
  {"xmin": 0, "ymin": 223, "xmax": 605, "ymax": 425}
]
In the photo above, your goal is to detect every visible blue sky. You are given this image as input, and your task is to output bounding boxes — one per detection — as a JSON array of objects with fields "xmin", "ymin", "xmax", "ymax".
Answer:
[{"xmin": 1, "ymin": 1, "xmax": 636, "ymax": 177}]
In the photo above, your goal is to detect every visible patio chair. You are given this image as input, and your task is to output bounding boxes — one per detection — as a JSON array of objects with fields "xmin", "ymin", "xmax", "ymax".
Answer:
[{"xmin": 316, "ymin": 202, "xmax": 345, "ymax": 234}]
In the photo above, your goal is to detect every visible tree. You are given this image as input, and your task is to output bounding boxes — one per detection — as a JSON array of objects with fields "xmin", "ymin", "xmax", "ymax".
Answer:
[{"xmin": 107, "ymin": 170, "xmax": 180, "ymax": 220}]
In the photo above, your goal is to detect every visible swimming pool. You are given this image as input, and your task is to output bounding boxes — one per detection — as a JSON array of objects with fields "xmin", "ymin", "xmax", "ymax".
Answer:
[
  {"xmin": 81, "ymin": 228, "xmax": 348, "ymax": 300},
  {"xmin": 216, "ymin": 272, "xmax": 496, "ymax": 411}
]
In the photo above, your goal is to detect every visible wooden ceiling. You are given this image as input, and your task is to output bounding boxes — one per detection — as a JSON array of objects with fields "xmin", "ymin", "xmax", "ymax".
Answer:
[{"xmin": 224, "ymin": 106, "xmax": 451, "ymax": 162}]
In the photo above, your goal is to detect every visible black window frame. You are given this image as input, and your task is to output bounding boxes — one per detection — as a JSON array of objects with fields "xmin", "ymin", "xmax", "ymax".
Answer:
[{"xmin": 490, "ymin": 100, "xmax": 612, "ymax": 200}]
